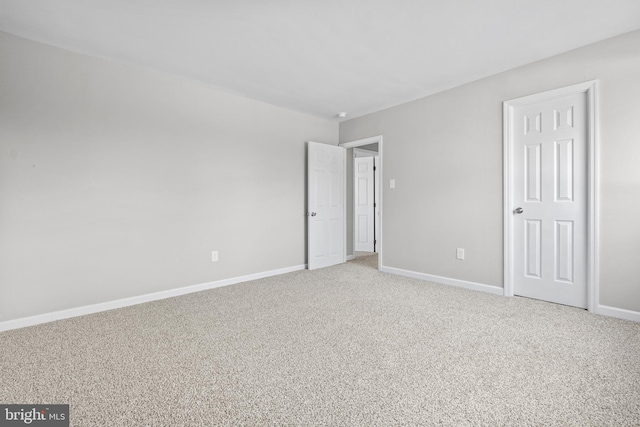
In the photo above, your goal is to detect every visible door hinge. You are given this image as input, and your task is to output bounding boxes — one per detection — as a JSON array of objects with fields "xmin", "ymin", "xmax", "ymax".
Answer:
[
  {"xmin": 374, "ymin": 203, "xmax": 377, "ymax": 208},
  {"xmin": 374, "ymin": 166, "xmax": 377, "ymax": 171}
]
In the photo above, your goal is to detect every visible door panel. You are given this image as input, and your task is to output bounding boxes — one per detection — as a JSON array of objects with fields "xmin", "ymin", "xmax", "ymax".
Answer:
[
  {"xmin": 525, "ymin": 143, "xmax": 542, "ymax": 202},
  {"xmin": 525, "ymin": 219, "xmax": 542, "ymax": 278},
  {"xmin": 513, "ymin": 92, "xmax": 587, "ymax": 308},
  {"xmin": 555, "ymin": 139, "xmax": 574, "ymax": 201},
  {"xmin": 307, "ymin": 142, "xmax": 345, "ymax": 270},
  {"xmin": 555, "ymin": 220, "xmax": 574, "ymax": 283}
]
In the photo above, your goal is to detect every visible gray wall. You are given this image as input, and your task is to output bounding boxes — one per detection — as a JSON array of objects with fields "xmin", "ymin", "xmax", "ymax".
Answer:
[
  {"xmin": 341, "ymin": 29, "xmax": 640, "ymax": 312},
  {"xmin": 0, "ymin": 32, "xmax": 337, "ymax": 322}
]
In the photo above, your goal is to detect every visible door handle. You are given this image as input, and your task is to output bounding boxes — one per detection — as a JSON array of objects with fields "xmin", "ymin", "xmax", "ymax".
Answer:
[
  {"xmin": 513, "ymin": 207, "xmax": 523, "ymax": 214},
  {"xmin": 307, "ymin": 212, "xmax": 317, "ymax": 216}
]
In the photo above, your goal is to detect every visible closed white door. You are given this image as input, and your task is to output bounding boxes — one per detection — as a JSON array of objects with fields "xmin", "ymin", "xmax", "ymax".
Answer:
[
  {"xmin": 354, "ymin": 156, "xmax": 374, "ymax": 252},
  {"xmin": 307, "ymin": 141, "xmax": 345, "ymax": 270},
  {"xmin": 513, "ymin": 91, "xmax": 587, "ymax": 308}
]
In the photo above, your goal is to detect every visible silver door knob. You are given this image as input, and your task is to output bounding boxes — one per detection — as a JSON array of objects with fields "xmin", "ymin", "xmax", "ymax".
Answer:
[
  {"xmin": 310, "ymin": 212, "xmax": 317, "ymax": 216},
  {"xmin": 513, "ymin": 207, "xmax": 523, "ymax": 214}
]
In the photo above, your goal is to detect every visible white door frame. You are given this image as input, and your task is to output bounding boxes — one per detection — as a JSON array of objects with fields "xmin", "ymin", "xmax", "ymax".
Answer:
[
  {"xmin": 340, "ymin": 135, "xmax": 383, "ymax": 270},
  {"xmin": 503, "ymin": 81, "xmax": 599, "ymax": 312}
]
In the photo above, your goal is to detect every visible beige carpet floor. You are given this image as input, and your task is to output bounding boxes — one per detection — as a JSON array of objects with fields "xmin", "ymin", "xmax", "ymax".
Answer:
[{"xmin": 1, "ymin": 253, "xmax": 639, "ymax": 426}]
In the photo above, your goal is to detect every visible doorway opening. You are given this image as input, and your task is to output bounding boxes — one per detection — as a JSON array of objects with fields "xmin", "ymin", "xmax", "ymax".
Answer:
[
  {"xmin": 354, "ymin": 147, "xmax": 379, "ymax": 254},
  {"xmin": 340, "ymin": 135, "xmax": 383, "ymax": 271}
]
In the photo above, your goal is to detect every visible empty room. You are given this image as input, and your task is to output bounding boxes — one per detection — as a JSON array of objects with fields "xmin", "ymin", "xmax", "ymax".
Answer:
[{"xmin": 1, "ymin": 1, "xmax": 639, "ymax": 425}]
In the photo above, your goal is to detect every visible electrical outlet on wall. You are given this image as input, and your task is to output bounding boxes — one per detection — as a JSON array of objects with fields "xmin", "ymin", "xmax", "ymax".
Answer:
[
  {"xmin": 211, "ymin": 251, "xmax": 219, "ymax": 262},
  {"xmin": 456, "ymin": 248, "xmax": 465, "ymax": 260}
]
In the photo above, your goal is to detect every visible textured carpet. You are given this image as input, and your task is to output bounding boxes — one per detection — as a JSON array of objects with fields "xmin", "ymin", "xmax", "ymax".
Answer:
[{"xmin": 1, "ymin": 254, "xmax": 639, "ymax": 426}]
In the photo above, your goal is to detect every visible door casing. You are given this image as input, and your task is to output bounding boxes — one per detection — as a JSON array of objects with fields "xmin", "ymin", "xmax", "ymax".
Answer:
[{"xmin": 503, "ymin": 81, "xmax": 599, "ymax": 312}]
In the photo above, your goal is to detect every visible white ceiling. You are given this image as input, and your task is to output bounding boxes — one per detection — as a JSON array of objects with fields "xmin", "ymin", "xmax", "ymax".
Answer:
[{"xmin": 2, "ymin": 0, "xmax": 640, "ymax": 120}]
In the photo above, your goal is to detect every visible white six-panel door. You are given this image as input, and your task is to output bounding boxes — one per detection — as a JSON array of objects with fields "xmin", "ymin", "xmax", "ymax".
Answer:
[
  {"xmin": 354, "ymin": 156, "xmax": 374, "ymax": 252},
  {"xmin": 307, "ymin": 141, "xmax": 345, "ymax": 270},
  {"xmin": 512, "ymin": 91, "xmax": 588, "ymax": 308}
]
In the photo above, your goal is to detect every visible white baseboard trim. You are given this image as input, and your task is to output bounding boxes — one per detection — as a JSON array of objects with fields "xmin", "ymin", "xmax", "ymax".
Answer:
[
  {"xmin": 346, "ymin": 254, "xmax": 355, "ymax": 261},
  {"xmin": 596, "ymin": 304, "xmax": 640, "ymax": 322},
  {"xmin": 380, "ymin": 266, "xmax": 504, "ymax": 296},
  {"xmin": 0, "ymin": 264, "xmax": 307, "ymax": 333},
  {"xmin": 381, "ymin": 266, "xmax": 639, "ymax": 322}
]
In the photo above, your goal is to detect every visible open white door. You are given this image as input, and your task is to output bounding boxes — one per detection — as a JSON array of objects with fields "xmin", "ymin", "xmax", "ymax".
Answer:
[
  {"xmin": 354, "ymin": 156, "xmax": 374, "ymax": 252},
  {"xmin": 307, "ymin": 141, "xmax": 345, "ymax": 270}
]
